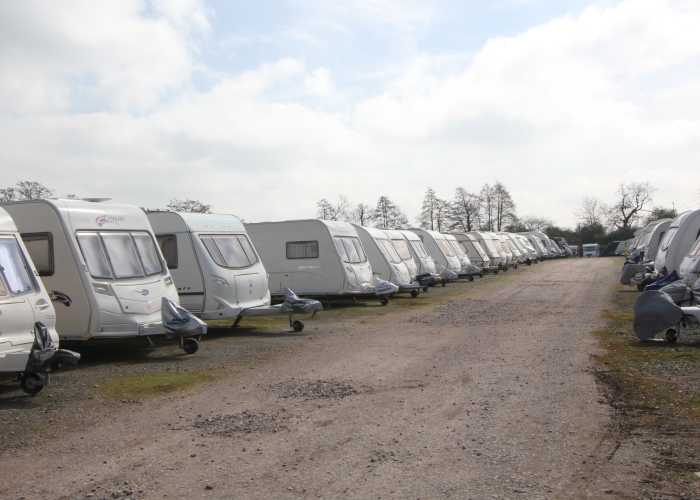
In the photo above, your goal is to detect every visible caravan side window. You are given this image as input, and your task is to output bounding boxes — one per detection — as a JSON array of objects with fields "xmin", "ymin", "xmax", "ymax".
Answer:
[
  {"xmin": 286, "ymin": 241, "xmax": 319, "ymax": 259},
  {"xmin": 21, "ymin": 232, "xmax": 54, "ymax": 276},
  {"xmin": 0, "ymin": 237, "xmax": 37, "ymax": 296},
  {"xmin": 156, "ymin": 234, "xmax": 178, "ymax": 269}
]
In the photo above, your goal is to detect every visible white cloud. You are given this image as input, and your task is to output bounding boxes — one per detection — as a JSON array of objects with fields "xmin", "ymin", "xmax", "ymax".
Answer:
[{"xmin": 1, "ymin": 0, "xmax": 700, "ymax": 226}]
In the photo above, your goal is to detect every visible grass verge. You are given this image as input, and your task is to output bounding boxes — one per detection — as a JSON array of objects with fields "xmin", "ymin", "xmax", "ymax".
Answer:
[
  {"xmin": 99, "ymin": 370, "xmax": 215, "ymax": 400},
  {"xmin": 593, "ymin": 284, "xmax": 700, "ymax": 494}
]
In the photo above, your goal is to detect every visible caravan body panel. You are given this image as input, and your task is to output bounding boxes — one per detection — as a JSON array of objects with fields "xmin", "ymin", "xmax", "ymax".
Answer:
[
  {"xmin": 409, "ymin": 229, "xmax": 462, "ymax": 276},
  {"xmin": 655, "ymin": 210, "xmax": 700, "ymax": 274},
  {"xmin": 246, "ymin": 219, "xmax": 375, "ymax": 297},
  {"xmin": 354, "ymin": 226, "xmax": 413, "ymax": 286}
]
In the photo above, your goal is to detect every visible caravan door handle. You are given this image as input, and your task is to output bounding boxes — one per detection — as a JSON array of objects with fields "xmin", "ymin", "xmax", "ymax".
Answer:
[{"xmin": 35, "ymin": 298, "xmax": 50, "ymax": 311}]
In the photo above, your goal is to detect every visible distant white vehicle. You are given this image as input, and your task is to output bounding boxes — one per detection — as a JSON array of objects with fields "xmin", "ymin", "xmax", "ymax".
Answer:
[
  {"xmin": 453, "ymin": 232, "xmax": 495, "ymax": 273},
  {"xmin": 582, "ymin": 243, "xmax": 600, "ymax": 257},
  {"xmin": 354, "ymin": 225, "xmax": 421, "ymax": 297},
  {"xmin": 0, "ymin": 207, "xmax": 79, "ymax": 394},
  {"xmin": 247, "ymin": 219, "xmax": 394, "ymax": 304},
  {"xmin": 4, "ymin": 199, "xmax": 203, "ymax": 354},
  {"xmin": 444, "ymin": 234, "xmax": 482, "ymax": 279},
  {"xmin": 396, "ymin": 230, "xmax": 441, "ymax": 287},
  {"xmin": 468, "ymin": 231, "xmax": 505, "ymax": 271}
]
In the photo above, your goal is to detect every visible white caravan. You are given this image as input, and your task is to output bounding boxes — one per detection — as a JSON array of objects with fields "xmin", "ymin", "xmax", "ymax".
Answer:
[
  {"xmin": 444, "ymin": 234, "xmax": 482, "ymax": 279},
  {"xmin": 513, "ymin": 234, "xmax": 538, "ymax": 263},
  {"xmin": 468, "ymin": 232, "xmax": 505, "ymax": 271},
  {"xmin": 354, "ymin": 225, "xmax": 421, "ymax": 297},
  {"xmin": 453, "ymin": 233, "xmax": 495, "ymax": 273},
  {"xmin": 654, "ymin": 209, "xmax": 700, "ymax": 275},
  {"xmin": 643, "ymin": 219, "xmax": 671, "ymax": 263},
  {"xmin": 523, "ymin": 232, "xmax": 549, "ymax": 259},
  {"xmin": 247, "ymin": 220, "xmax": 393, "ymax": 304},
  {"xmin": 4, "ymin": 199, "xmax": 202, "ymax": 354},
  {"xmin": 147, "ymin": 212, "xmax": 317, "ymax": 332},
  {"xmin": 409, "ymin": 228, "xmax": 462, "ymax": 282},
  {"xmin": 396, "ymin": 230, "xmax": 441, "ymax": 287},
  {"xmin": 494, "ymin": 233, "xmax": 515, "ymax": 268},
  {"xmin": 678, "ymin": 236, "xmax": 700, "ymax": 283},
  {"xmin": 0, "ymin": 208, "xmax": 79, "ymax": 394},
  {"xmin": 499, "ymin": 233, "xmax": 524, "ymax": 266}
]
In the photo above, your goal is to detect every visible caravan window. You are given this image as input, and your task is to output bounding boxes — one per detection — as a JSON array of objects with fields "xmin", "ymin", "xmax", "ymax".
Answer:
[
  {"xmin": 76, "ymin": 233, "xmax": 112, "ymax": 279},
  {"xmin": 379, "ymin": 239, "xmax": 402, "ymax": 264},
  {"xmin": 286, "ymin": 241, "xmax": 319, "ymax": 259},
  {"xmin": 449, "ymin": 240, "xmax": 466, "ymax": 256},
  {"xmin": 200, "ymin": 235, "xmax": 258, "ymax": 269},
  {"xmin": 391, "ymin": 239, "xmax": 412, "ymax": 261},
  {"xmin": 408, "ymin": 239, "xmax": 428, "ymax": 259},
  {"xmin": 437, "ymin": 239, "xmax": 455, "ymax": 256},
  {"xmin": 156, "ymin": 234, "xmax": 178, "ymax": 269},
  {"xmin": 77, "ymin": 231, "xmax": 164, "ymax": 280},
  {"xmin": 101, "ymin": 233, "xmax": 144, "ymax": 279},
  {"xmin": 334, "ymin": 236, "xmax": 367, "ymax": 264},
  {"xmin": 0, "ymin": 237, "xmax": 36, "ymax": 296},
  {"xmin": 689, "ymin": 238, "xmax": 700, "ymax": 257},
  {"xmin": 133, "ymin": 233, "xmax": 163, "ymax": 276},
  {"xmin": 21, "ymin": 233, "xmax": 54, "ymax": 276}
]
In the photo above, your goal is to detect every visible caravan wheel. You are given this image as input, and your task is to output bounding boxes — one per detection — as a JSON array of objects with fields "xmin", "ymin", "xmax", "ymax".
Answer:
[
  {"xmin": 182, "ymin": 338, "xmax": 199, "ymax": 355},
  {"xmin": 410, "ymin": 290, "xmax": 419, "ymax": 298},
  {"xmin": 20, "ymin": 372, "xmax": 46, "ymax": 396},
  {"xmin": 468, "ymin": 276, "xmax": 474, "ymax": 282},
  {"xmin": 665, "ymin": 329, "xmax": 678, "ymax": 344},
  {"xmin": 292, "ymin": 320, "xmax": 305, "ymax": 332},
  {"xmin": 380, "ymin": 297, "xmax": 389, "ymax": 306}
]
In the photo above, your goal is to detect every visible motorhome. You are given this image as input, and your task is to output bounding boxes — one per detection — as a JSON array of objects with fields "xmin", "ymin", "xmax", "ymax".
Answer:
[
  {"xmin": 409, "ymin": 228, "xmax": 462, "ymax": 282},
  {"xmin": 582, "ymin": 243, "xmax": 600, "ymax": 257},
  {"xmin": 654, "ymin": 209, "xmax": 700, "ymax": 275},
  {"xmin": 444, "ymin": 234, "xmax": 482, "ymax": 279},
  {"xmin": 354, "ymin": 225, "xmax": 421, "ymax": 297},
  {"xmin": 396, "ymin": 230, "xmax": 441, "ymax": 286},
  {"xmin": 4, "ymin": 199, "xmax": 202, "ymax": 354},
  {"xmin": 0, "ymin": 207, "xmax": 79, "ymax": 394},
  {"xmin": 147, "ymin": 212, "xmax": 317, "ymax": 332},
  {"xmin": 452, "ymin": 232, "xmax": 495, "ymax": 273},
  {"xmin": 247, "ymin": 220, "xmax": 392, "ymax": 304}
]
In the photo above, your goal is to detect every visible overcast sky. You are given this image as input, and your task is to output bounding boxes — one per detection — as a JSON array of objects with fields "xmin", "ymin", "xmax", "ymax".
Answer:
[{"xmin": 1, "ymin": 0, "xmax": 698, "ymax": 227}]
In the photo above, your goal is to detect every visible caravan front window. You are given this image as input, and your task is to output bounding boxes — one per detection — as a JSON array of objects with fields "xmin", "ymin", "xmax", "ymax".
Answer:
[
  {"xmin": 77, "ymin": 231, "xmax": 164, "ymax": 280},
  {"xmin": 408, "ymin": 239, "xmax": 428, "ymax": 259},
  {"xmin": 334, "ymin": 236, "xmax": 367, "ymax": 264},
  {"xmin": 378, "ymin": 239, "xmax": 402, "ymax": 264},
  {"xmin": 437, "ymin": 239, "xmax": 455, "ymax": 256},
  {"xmin": 660, "ymin": 228, "xmax": 678, "ymax": 251},
  {"xmin": 391, "ymin": 239, "xmax": 412, "ymax": 261},
  {"xmin": 200, "ymin": 235, "xmax": 258, "ymax": 269},
  {"xmin": 0, "ymin": 237, "xmax": 36, "ymax": 296},
  {"xmin": 101, "ymin": 233, "xmax": 143, "ymax": 279}
]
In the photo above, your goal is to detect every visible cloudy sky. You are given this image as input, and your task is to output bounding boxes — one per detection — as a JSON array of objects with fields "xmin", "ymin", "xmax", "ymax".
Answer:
[{"xmin": 1, "ymin": 0, "xmax": 698, "ymax": 227}]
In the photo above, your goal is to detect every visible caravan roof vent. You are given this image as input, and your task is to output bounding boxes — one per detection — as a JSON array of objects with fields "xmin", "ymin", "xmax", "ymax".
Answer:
[{"xmin": 81, "ymin": 197, "xmax": 112, "ymax": 203}]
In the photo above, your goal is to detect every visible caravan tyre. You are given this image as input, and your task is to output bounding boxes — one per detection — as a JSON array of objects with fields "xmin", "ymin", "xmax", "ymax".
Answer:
[
  {"xmin": 292, "ymin": 320, "xmax": 304, "ymax": 332},
  {"xmin": 20, "ymin": 372, "xmax": 46, "ymax": 396},
  {"xmin": 182, "ymin": 338, "xmax": 199, "ymax": 355},
  {"xmin": 468, "ymin": 276, "xmax": 474, "ymax": 282},
  {"xmin": 380, "ymin": 297, "xmax": 389, "ymax": 306},
  {"xmin": 411, "ymin": 290, "xmax": 419, "ymax": 298},
  {"xmin": 665, "ymin": 329, "xmax": 678, "ymax": 344},
  {"xmin": 422, "ymin": 287, "xmax": 429, "ymax": 293}
]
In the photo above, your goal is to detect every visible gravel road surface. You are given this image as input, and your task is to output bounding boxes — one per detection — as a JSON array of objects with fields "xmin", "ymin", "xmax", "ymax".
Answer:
[{"xmin": 0, "ymin": 258, "xmax": 632, "ymax": 499}]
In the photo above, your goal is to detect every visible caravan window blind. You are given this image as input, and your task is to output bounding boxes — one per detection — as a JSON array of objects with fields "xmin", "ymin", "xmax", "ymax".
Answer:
[
  {"xmin": 286, "ymin": 241, "xmax": 319, "ymax": 259},
  {"xmin": 101, "ymin": 233, "xmax": 144, "ymax": 279},
  {"xmin": 77, "ymin": 232, "xmax": 113, "ymax": 279},
  {"xmin": 21, "ymin": 232, "xmax": 54, "ymax": 276},
  {"xmin": 0, "ymin": 237, "xmax": 36, "ymax": 296},
  {"xmin": 133, "ymin": 233, "xmax": 164, "ymax": 276}
]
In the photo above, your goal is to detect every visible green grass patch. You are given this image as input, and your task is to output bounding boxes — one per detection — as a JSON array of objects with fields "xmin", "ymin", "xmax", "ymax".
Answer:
[{"xmin": 99, "ymin": 370, "xmax": 215, "ymax": 400}]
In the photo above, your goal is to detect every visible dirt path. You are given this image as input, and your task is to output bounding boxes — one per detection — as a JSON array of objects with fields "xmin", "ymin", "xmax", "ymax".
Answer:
[{"xmin": 0, "ymin": 258, "xmax": 629, "ymax": 500}]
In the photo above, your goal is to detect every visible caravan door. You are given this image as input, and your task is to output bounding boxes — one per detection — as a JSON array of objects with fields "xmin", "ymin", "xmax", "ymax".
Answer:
[{"xmin": 0, "ymin": 236, "xmax": 38, "ymax": 372}]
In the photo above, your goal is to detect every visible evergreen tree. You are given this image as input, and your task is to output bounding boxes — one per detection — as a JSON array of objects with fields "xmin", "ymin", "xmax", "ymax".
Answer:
[{"xmin": 373, "ymin": 196, "xmax": 408, "ymax": 229}]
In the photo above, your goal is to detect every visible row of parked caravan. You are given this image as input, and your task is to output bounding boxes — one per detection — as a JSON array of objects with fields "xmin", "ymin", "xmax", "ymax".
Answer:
[
  {"xmin": 0, "ymin": 198, "xmax": 569, "ymax": 395},
  {"xmin": 618, "ymin": 210, "xmax": 700, "ymax": 343}
]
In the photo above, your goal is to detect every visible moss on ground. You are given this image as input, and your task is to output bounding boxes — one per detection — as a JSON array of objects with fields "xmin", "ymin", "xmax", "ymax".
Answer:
[{"xmin": 99, "ymin": 370, "xmax": 215, "ymax": 400}]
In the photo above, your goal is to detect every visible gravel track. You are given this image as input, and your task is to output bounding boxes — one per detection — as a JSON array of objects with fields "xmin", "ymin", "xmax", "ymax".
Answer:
[{"xmin": 0, "ymin": 258, "xmax": 632, "ymax": 499}]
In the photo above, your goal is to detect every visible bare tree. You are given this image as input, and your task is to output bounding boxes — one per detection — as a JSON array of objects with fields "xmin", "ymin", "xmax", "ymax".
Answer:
[
  {"xmin": 519, "ymin": 216, "xmax": 553, "ymax": 232},
  {"xmin": 419, "ymin": 188, "xmax": 446, "ymax": 230},
  {"xmin": 493, "ymin": 182, "xmax": 516, "ymax": 231},
  {"xmin": 607, "ymin": 182, "xmax": 655, "ymax": 229},
  {"xmin": 315, "ymin": 195, "xmax": 349, "ymax": 221},
  {"xmin": 14, "ymin": 180, "xmax": 54, "ymax": 200},
  {"xmin": 449, "ymin": 187, "xmax": 481, "ymax": 232},
  {"xmin": 0, "ymin": 188, "xmax": 17, "ymax": 203},
  {"xmin": 645, "ymin": 206, "xmax": 677, "ymax": 224},
  {"xmin": 576, "ymin": 197, "xmax": 604, "ymax": 226},
  {"xmin": 351, "ymin": 203, "xmax": 372, "ymax": 226},
  {"xmin": 479, "ymin": 184, "xmax": 494, "ymax": 231},
  {"xmin": 373, "ymin": 196, "xmax": 408, "ymax": 229},
  {"xmin": 167, "ymin": 198, "xmax": 211, "ymax": 213}
]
